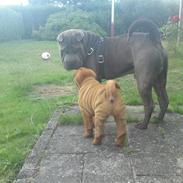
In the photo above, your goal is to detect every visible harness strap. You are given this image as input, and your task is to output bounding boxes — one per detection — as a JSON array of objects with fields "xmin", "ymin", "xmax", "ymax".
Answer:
[
  {"xmin": 86, "ymin": 37, "xmax": 105, "ymax": 81},
  {"xmin": 96, "ymin": 38, "xmax": 105, "ymax": 81}
]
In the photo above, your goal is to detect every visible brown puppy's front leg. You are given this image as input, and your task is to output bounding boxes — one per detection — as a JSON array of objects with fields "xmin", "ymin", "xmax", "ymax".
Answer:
[{"xmin": 81, "ymin": 111, "xmax": 94, "ymax": 138}]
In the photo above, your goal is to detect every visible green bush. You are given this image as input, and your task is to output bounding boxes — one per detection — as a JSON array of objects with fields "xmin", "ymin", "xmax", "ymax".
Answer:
[
  {"xmin": 161, "ymin": 18, "xmax": 182, "ymax": 54},
  {"xmin": 0, "ymin": 8, "xmax": 24, "ymax": 42},
  {"xmin": 33, "ymin": 7, "xmax": 106, "ymax": 40}
]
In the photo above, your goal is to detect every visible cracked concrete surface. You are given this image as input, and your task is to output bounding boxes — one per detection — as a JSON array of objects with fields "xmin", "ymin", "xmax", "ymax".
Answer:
[{"xmin": 14, "ymin": 106, "xmax": 183, "ymax": 183}]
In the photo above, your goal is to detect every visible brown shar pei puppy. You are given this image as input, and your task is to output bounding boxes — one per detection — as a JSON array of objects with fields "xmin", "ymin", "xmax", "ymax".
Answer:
[{"xmin": 74, "ymin": 67, "xmax": 127, "ymax": 146}]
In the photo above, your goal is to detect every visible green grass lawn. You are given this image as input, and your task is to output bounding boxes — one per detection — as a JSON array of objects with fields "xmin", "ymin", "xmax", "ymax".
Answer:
[
  {"xmin": 0, "ymin": 40, "xmax": 183, "ymax": 182},
  {"xmin": 0, "ymin": 40, "xmax": 75, "ymax": 183}
]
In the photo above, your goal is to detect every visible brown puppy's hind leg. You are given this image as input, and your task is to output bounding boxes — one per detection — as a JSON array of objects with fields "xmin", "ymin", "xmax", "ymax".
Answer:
[
  {"xmin": 92, "ymin": 115, "xmax": 105, "ymax": 145},
  {"xmin": 114, "ymin": 111, "xmax": 127, "ymax": 146},
  {"xmin": 81, "ymin": 111, "xmax": 94, "ymax": 138}
]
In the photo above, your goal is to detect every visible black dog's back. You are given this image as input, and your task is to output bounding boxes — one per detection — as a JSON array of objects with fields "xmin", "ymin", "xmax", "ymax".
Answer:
[{"xmin": 128, "ymin": 19, "xmax": 161, "ymax": 46}]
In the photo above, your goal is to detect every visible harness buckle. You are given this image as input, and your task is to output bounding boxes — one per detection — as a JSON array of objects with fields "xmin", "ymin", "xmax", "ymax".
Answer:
[{"xmin": 87, "ymin": 47, "xmax": 94, "ymax": 55}]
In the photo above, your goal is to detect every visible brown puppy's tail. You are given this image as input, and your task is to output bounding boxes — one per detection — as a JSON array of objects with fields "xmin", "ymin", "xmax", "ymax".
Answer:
[{"xmin": 106, "ymin": 80, "xmax": 120, "ymax": 103}]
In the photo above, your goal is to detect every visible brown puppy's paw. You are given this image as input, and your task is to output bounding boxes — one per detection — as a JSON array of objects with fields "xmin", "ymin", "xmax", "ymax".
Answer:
[
  {"xmin": 115, "ymin": 143, "xmax": 122, "ymax": 147},
  {"xmin": 83, "ymin": 130, "xmax": 93, "ymax": 138},
  {"xmin": 92, "ymin": 137, "xmax": 102, "ymax": 145},
  {"xmin": 135, "ymin": 122, "xmax": 148, "ymax": 130},
  {"xmin": 114, "ymin": 137, "xmax": 125, "ymax": 147},
  {"xmin": 83, "ymin": 129, "xmax": 93, "ymax": 138}
]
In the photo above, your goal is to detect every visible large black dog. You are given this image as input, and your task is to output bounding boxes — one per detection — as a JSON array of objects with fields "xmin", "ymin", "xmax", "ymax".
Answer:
[{"xmin": 57, "ymin": 19, "xmax": 169, "ymax": 129}]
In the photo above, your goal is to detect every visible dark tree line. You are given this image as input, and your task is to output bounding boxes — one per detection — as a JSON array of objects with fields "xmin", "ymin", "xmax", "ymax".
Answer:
[
  {"xmin": 0, "ymin": 0, "xmax": 179, "ymax": 41},
  {"xmin": 28, "ymin": 0, "xmax": 179, "ymax": 35}
]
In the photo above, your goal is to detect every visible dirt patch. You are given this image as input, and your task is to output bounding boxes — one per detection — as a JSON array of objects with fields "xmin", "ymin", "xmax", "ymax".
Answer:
[{"xmin": 33, "ymin": 84, "xmax": 75, "ymax": 97}]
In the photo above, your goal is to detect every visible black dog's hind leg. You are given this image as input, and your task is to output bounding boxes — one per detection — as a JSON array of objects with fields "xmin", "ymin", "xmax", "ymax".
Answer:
[
  {"xmin": 153, "ymin": 72, "xmax": 169, "ymax": 121},
  {"xmin": 136, "ymin": 81, "xmax": 154, "ymax": 129}
]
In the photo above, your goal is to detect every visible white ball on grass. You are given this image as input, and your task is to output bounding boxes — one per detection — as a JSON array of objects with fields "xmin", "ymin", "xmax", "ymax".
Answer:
[{"xmin": 41, "ymin": 52, "xmax": 51, "ymax": 60}]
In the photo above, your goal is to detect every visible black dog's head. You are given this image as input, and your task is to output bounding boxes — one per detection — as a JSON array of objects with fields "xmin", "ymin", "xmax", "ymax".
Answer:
[
  {"xmin": 57, "ymin": 29, "xmax": 100, "ymax": 70},
  {"xmin": 57, "ymin": 29, "xmax": 86, "ymax": 70}
]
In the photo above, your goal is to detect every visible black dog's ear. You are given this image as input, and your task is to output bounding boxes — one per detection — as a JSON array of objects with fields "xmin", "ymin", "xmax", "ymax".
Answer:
[
  {"xmin": 57, "ymin": 33, "xmax": 64, "ymax": 43},
  {"xmin": 75, "ymin": 31, "xmax": 84, "ymax": 42}
]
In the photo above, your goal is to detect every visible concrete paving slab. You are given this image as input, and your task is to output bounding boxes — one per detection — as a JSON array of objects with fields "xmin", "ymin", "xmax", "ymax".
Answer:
[
  {"xmin": 128, "ymin": 124, "xmax": 172, "ymax": 154},
  {"xmin": 47, "ymin": 134, "xmax": 95, "ymax": 154},
  {"xmin": 135, "ymin": 176, "xmax": 183, "ymax": 183},
  {"xmin": 52, "ymin": 125, "xmax": 83, "ymax": 136},
  {"xmin": 130, "ymin": 153, "xmax": 177, "ymax": 176},
  {"xmin": 82, "ymin": 153, "xmax": 133, "ymax": 183},
  {"xmin": 34, "ymin": 154, "xmax": 83, "ymax": 183},
  {"xmin": 14, "ymin": 106, "xmax": 183, "ymax": 183}
]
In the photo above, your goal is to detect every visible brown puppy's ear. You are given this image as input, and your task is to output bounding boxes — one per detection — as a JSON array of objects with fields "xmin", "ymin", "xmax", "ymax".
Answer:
[
  {"xmin": 74, "ymin": 68, "xmax": 97, "ymax": 89},
  {"xmin": 77, "ymin": 67, "xmax": 96, "ymax": 79},
  {"xmin": 85, "ymin": 68, "xmax": 97, "ymax": 79},
  {"xmin": 115, "ymin": 82, "xmax": 121, "ymax": 89}
]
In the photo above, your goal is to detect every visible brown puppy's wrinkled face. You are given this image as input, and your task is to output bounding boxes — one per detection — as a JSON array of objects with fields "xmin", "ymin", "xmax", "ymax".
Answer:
[
  {"xmin": 74, "ymin": 67, "xmax": 96, "ymax": 89},
  {"xmin": 57, "ymin": 29, "xmax": 86, "ymax": 70}
]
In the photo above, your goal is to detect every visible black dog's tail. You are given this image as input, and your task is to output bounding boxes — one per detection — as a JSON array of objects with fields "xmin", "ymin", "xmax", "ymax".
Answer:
[{"xmin": 127, "ymin": 19, "xmax": 161, "ymax": 45}]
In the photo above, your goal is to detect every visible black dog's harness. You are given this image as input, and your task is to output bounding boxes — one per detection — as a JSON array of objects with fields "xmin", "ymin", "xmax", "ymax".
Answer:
[
  {"xmin": 87, "ymin": 37, "xmax": 105, "ymax": 81},
  {"xmin": 97, "ymin": 38, "xmax": 105, "ymax": 80}
]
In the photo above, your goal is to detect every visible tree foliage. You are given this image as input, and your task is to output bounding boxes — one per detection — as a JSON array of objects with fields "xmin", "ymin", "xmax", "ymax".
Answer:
[
  {"xmin": 0, "ymin": 0, "xmax": 180, "ymax": 41},
  {"xmin": 0, "ymin": 8, "xmax": 24, "ymax": 42},
  {"xmin": 13, "ymin": 5, "xmax": 61, "ymax": 38},
  {"xmin": 33, "ymin": 7, "xmax": 106, "ymax": 40}
]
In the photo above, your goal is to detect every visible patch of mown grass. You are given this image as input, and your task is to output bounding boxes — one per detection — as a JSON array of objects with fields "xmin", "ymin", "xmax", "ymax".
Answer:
[
  {"xmin": 117, "ymin": 75, "xmax": 141, "ymax": 105},
  {"xmin": 166, "ymin": 44, "xmax": 183, "ymax": 114},
  {"xmin": 127, "ymin": 115, "xmax": 141, "ymax": 123},
  {"xmin": 59, "ymin": 113, "xmax": 83, "ymax": 125}
]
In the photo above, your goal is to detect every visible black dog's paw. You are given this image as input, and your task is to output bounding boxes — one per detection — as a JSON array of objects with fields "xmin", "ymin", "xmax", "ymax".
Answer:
[{"xmin": 135, "ymin": 122, "xmax": 148, "ymax": 130}]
